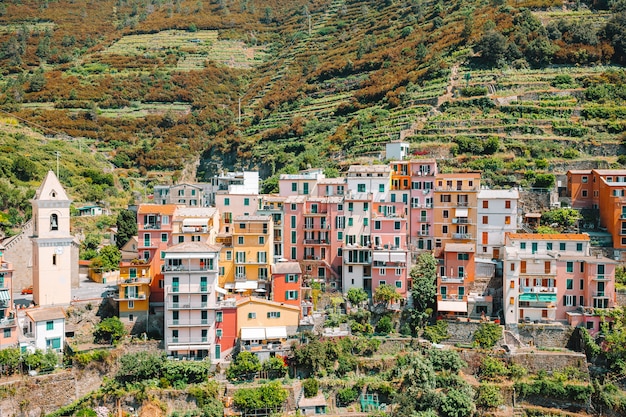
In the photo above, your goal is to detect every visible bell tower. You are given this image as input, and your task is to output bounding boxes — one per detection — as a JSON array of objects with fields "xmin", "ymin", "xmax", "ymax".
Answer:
[{"xmin": 31, "ymin": 171, "xmax": 73, "ymax": 306}]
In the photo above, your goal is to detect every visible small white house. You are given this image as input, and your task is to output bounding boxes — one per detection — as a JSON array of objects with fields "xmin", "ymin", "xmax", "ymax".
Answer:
[{"xmin": 22, "ymin": 307, "xmax": 66, "ymax": 352}]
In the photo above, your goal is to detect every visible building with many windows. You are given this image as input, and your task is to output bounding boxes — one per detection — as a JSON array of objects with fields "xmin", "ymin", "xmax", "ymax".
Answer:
[
  {"xmin": 162, "ymin": 242, "xmax": 223, "ymax": 361},
  {"xmin": 503, "ymin": 233, "xmax": 616, "ymax": 327}
]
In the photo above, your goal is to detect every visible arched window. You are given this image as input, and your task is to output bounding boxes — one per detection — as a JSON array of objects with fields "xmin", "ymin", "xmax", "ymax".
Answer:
[{"xmin": 50, "ymin": 214, "xmax": 59, "ymax": 231}]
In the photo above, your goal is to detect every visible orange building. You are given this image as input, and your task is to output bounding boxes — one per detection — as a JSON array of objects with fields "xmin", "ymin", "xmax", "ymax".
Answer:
[
  {"xmin": 568, "ymin": 169, "xmax": 626, "ymax": 257},
  {"xmin": 272, "ymin": 261, "xmax": 307, "ymax": 316}
]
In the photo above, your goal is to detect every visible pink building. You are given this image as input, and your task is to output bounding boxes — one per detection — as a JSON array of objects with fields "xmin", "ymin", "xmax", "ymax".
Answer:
[{"xmin": 504, "ymin": 233, "xmax": 616, "ymax": 326}]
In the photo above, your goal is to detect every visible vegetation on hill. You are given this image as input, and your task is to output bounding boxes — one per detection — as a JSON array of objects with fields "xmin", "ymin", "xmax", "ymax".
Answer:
[{"xmin": 0, "ymin": 0, "xmax": 624, "ymax": 201}]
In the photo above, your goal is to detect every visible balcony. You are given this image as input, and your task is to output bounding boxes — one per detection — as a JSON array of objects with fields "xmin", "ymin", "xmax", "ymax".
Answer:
[
  {"xmin": 418, "ymin": 231, "xmax": 430, "ymax": 236},
  {"xmin": 440, "ymin": 294, "xmax": 466, "ymax": 301},
  {"xmin": 452, "ymin": 233, "xmax": 472, "ymax": 240},
  {"xmin": 164, "ymin": 265, "xmax": 215, "ymax": 272},
  {"xmin": 115, "ymin": 293, "xmax": 147, "ymax": 301},
  {"xmin": 167, "ymin": 337, "xmax": 213, "ymax": 345},
  {"xmin": 452, "ymin": 218, "xmax": 470, "ymax": 224},
  {"xmin": 456, "ymin": 202, "xmax": 469, "ymax": 207},
  {"xmin": 0, "ymin": 317, "xmax": 16, "ymax": 328},
  {"xmin": 142, "ymin": 223, "xmax": 162, "ymax": 230},
  {"xmin": 170, "ymin": 302, "xmax": 209, "ymax": 309},
  {"xmin": 593, "ymin": 291, "xmax": 607, "ymax": 297},
  {"xmin": 181, "ymin": 226, "xmax": 208, "ymax": 233},
  {"xmin": 440, "ymin": 276, "xmax": 465, "ymax": 283},
  {"xmin": 167, "ymin": 319, "xmax": 212, "ymax": 327},
  {"xmin": 303, "ymin": 239, "xmax": 328, "ymax": 245},
  {"xmin": 168, "ymin": 284, "xmax": 213, "ymax": 294},
  {"xmin": 593, "ymin": 275, "xmax": 610, "ymax": 281},
  {"xmin": 520, "ymin": 286, "xmax": 557, "ymax": 294}
]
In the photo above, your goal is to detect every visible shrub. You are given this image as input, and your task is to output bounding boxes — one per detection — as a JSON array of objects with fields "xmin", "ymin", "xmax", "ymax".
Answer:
[
  {"xmin": 376, "ymin": 316, "xmax": 393, "ymax": 334},
  {"xmin": 478, "ymin": 356, "xmax": 508, "ymax": 380},
  {"xmin": 423, "ymin": 320, "xmax": 449, "ymax": 344},
  {"xmin": 428, "ymin": 349, "xmax": 466, "ymax": 373},
  {"xmin": 233, "ymin": 381, "xmax": 287, "ymax": 412},
  {"xmin": 337, "ymin": 387, "xmax": 358, "ymax": 406},
  {"xmin": 459, "ymin": 86, "xmax": 488, "ymax": 97},
  {"xmin": 440, "ymin": 388, "xmax": 476, "ymax": 417},
  {"xmin": 93, "ymin": 317, "xmax": 126, "ymax": 344},
  {"xmin": 476, "ymin": 383, "xmax": 504, "ymax": 408},
  {"xmin": 303, "ymin": 378, "xmax": 319, "ymax": 398},
  {"xmin": 473, "ymin": 322, "xmax": 503, "ymax": 349}
]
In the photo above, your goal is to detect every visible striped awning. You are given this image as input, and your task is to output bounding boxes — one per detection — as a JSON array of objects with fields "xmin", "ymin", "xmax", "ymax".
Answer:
[{"xmin": 0, "ymin": 289, "xmax": 10, "ymax": 301}]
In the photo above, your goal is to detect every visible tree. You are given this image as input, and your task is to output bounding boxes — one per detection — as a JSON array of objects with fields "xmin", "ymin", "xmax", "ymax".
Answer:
[
  {"xmin": 374, "ymin": 283, "xmax": 401, "ymax": 307},
  {"xmin": 93, "ymin": 245, "xmax": 121, "ymax": 272},
  {"xmin": 541, "ymin": 208, "xmax": 582, "ymax": 231},
  {"xmin": 0, "ymin": 348, "xmax": 21, "ymax": 375},
  {"xmin": 115, "ymin": 209, "xmax": 137, "ymax": 249},
  {"xmin": 262, "ymin": 356, "xmax": 287, "ymax": 379},
  {"xmin": 303, "ymin": 378, "xmax": 319, "ymax": 398},
  {"xmin": 115, "ymin": 351, "xmax": 164, "ymax": 383},
  {"xmin": 476, "ymin": 31, "xmax": 508, "ymax": 66},
  {"xmin": 408, "ymin": 252, "xmax": 437, "ymax": 330},
  {"xmin": 227, "ymin": 351, "xmax": 261, "ymax": 381},
  {"xmin": 347, "ymin": 287, "xmax": 368, "ymax": 307},
  {"xmin": 233, "ymin": 381, "xmax": 287, "ymax": 412},
  {"xmin": 94, "ymin": 316, "xmax": 126, "ymax": 344},
  {"xmin": 440, "ymin": 388, "xmax": 476, "ymax": 417},
  {"xmin": 476, "ymin": 383, "xmax": 504, "ymax": 408}
]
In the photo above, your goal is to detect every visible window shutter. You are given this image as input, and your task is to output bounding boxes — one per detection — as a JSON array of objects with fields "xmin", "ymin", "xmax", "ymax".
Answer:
[
  {"xmin": 285, "ymin": 291, "xmax": 289, "ymax": 299},
  {"xmin": 267, "ymin": 312, "xmax": 271, "ymax": 318},
  {"xmin": 285, "ymin": 275, "xmax": 289, "ymax": 283},
  {"xmin": 562, "ymin": 295, "xmax": 566, "ymax": 306},
  {"xmin": 277, "ymin": 312, "xmax": 281, "ymax": 318},
  {"xmin": 573, "ymin": 297, "xmax": 577, "ymax": 307},
  {"xmin": 124, "ymin": 287, "xmax": 128, "ymax": 298},
  {"xmin": 295, "ymin": 291, "xmax": 298, "ymax": 300}
]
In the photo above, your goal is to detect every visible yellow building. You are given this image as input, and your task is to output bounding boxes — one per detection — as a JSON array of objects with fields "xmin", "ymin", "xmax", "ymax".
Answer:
[
  {"xmin": 116, "ymin": 260, "xmax": 152, "ymax": 329},
  {"xmin": 236, "ymin": 296, "xmax": 300, "ymax": 360},
  {"xmin": 221, "ymin": 215, "xmax": 274, "ymax": 296}
]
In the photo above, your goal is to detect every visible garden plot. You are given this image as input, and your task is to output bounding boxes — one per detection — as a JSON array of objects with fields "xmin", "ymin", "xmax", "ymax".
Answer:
[
  {"xmin": 101, "ymin": 30, "xmax": 266, "ymax": 70},
  {"xmin": 0, "ymin": 22, "xmax": 55, "ymax": 34}
]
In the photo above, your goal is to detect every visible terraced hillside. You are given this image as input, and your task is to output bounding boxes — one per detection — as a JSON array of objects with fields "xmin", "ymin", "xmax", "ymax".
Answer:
[{"xmin": 0, "ymin": 0, "xmax": 624, "ymax": 195}]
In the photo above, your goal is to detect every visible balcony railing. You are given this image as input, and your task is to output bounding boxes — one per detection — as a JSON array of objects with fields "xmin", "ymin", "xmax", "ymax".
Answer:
[
  {"xmin": 303, "ymin": 239, "xmax": 328, "ymax": 245},
  {"xmin": 521, "ymin": 286, "xmax": 557, "ymax": 294},
  {"xmin": 456, "ymin": 202, "xmax": 469, "ymax": 207},
  {"xmin": 452, "ymin": 218, "xmax": 470, "ymax": 224},
  {"xmin": 115, "ymin": 293, "xmax": 147, "ymax": 301},
  {"xmin": 181, "ymin": 226, "xmax": 208, "ymax": 233},
  {"xmin": 0, "ymin": 318, "xmax": 16, "ymax": 328},
  {"xmin": 593, "ymin": 291, "xmax": 607, "ymax": 297},
  {"xmin": 164, "ymin": 265, "xmax": 215, "ymax": 272},
  {"xmin": 167, "ymin": 337, "xmax": 213, "ymax": 345},
  {"xmin": 170, "ymin": 302, "xmax": 209, "ymax": 309},
  {"xmin": 593, "ymin": 275, "xmax": 609, "ymax": 281},
  {"xmin": 168, "ymin": 284, "xmax": 213, "ymax": 294},
  {"xmin": 167, "ymin": 319, "xmax": 212, "ymax": 327},
  {"xmin": 440, "ymin": 276, "xmax": 465, "ymax": 283},
  {"xmin": 452, "ymin": 233, "xmax": 472, "ymax": 239}
]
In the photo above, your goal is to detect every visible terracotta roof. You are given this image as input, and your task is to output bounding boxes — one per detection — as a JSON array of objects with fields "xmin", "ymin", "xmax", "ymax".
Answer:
[
  {"xmin": 273, "ymin": 262, "xmax": 302, "ymax": 274},
  {"xmin": 137, "ymin": 204, "xmax": 178, "ymax": 215},
  {"xmin": 165, "ymin": 241, "xmax": 221, "ymax": 253},
  {"xmin": 236, "ymin": 296, "xmax": 300, "ymax": 311},
  {"xmin": 25, "ymin": 306, "xmax": 66, "ymax": 322},
  {"xmin": 507, "ymin": 233, "xmax": 590, "ymax": 241}
]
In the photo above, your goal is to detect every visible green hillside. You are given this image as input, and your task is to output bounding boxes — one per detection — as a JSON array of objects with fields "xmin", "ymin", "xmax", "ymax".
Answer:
[{"xmin": 0, "ymin": 0, "xmax": 624, "ymax": 197}]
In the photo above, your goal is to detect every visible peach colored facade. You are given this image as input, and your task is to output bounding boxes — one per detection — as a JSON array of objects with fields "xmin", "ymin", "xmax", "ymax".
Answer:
[
  {"xmin": 504, "ymin": 233, "xmax": 616, "ymax": 326},
  {"xmin": 137, "ymin": 204, "xmax": 177, "ymax": 305},
  {"xmin": 117, "ymin": 260, "xmax": 152, "ymax": 326},
  {"xmin": 0, "ymin": 250, "xmax": 18, "ymax": 349}
]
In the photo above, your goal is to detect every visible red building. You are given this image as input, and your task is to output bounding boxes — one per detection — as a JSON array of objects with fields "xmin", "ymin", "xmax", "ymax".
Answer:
[
  {"xmin": 272, "ymin": 261, "xmax": 307, "ymax": 316},
  {"xmin": 215, "ymin": 304, "xmax": 237, "ymax": 359}
]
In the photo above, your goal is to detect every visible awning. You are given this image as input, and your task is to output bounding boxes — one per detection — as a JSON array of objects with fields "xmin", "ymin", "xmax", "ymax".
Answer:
[
  {"xmin": 215, "ymin": 286, "xmax": 228, "ymax": 295},
  {"xmin": 373, "ymin": 252, "xmax": 389, "ymax": 262},
  {"xmin": 241, "ymin": 328, "xmax": 266, "ymax": 340},
  {"xmin": 538, "ymin": 294, "xmax": 557, "ymax": 303},
  {"xmin": 455, "ymin": 208, "xmax": 468, "ymax": 217},
  {"xmin": 0, "ymin": 289, "xmax": 9, "ymax": 301},
  {"xmin": 182, "ymin": 218, "xmax": 209, "ymax": 226},
  {"xmin": 224, "ymin": 283, "xmax": 235, "ymax": 289},
  {"xmin": 265, "ymin": 326, "xmax": 288, "ymax": 339},
  {"xmin": 519, "ymin": 293, "xmax": 556, "ymax": 302},
  {"xmin": 437, "ymin": 300, "xmax": 468, "ymax": 313},
  {"xmin": 390, "ymin": 252, "xmax": 406, "ymax": 263},
  {"xmin": 235, "ymin": 281, "xmax": 259, "ymax": 290}
]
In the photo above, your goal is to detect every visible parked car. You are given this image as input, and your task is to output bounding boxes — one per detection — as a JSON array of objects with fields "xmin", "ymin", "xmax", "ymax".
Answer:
[{"xmin": 21, "ymin": 285, "xmax": 33, "ymax": 295}]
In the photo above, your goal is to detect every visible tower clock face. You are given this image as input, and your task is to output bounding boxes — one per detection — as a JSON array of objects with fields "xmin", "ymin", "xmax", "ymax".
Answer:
[{"xmin": 55, "ymin": 246, "xmax": 64, "ymax": 255}]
